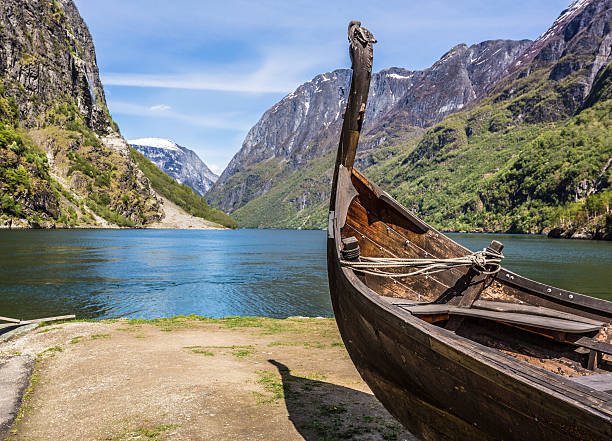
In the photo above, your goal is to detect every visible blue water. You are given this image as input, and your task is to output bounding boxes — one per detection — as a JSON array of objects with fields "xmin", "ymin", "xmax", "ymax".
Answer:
[{"xmin": 0, "ymin": 230, "xmax": 609, "ymax": 320}]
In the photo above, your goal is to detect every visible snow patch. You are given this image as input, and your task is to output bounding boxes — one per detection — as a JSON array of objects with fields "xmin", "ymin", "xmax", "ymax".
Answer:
[
  {"xmin": 129, "ymin": 137, "xmax": 181, "ymax": 152},
  {"xmin": 387, "ymin": 73, "xmax": 412, "ymax": 80}
]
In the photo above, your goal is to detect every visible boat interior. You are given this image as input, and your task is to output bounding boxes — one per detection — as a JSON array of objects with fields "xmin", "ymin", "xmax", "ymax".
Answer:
[{"xmin": 338, "ymin": 168, "xmax": 612, "ymax": 390}]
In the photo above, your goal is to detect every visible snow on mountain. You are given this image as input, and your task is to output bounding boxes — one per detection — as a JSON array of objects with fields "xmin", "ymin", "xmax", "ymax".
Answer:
[
  {"xmin": 129, "ymin": 138, "xmax": 219, "ymax": 196},
  {"xmin": 129, "ymin": 137, "xmax": 182, "ymax": 152}
]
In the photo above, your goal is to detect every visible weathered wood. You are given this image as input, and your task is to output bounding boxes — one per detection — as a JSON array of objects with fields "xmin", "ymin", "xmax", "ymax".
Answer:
[
  {"xmin": 329, "ymin": 21, "xmax": 375, "ymax": 211},
  {"xmin": 402, "ymin": 304, "xmax": 603, "ymax": 333},
  {"xmin": 473, "ymin": 300, "xmax": 607, "ymax": 326},
  {"xmin": 572, "ymin": 337, "xmax": 612, "ymax": 356},
  {"xmin": 571, "ymin": 375, "xmax": 612, "ymax": 393},
  {"xmin": 0, "ymin": 316, "xmax": 20, "ymax": 323},
  {"xmin": 328, "ymin": 21, "xmax": 612, "ymax": 441},
  {"xmin": 335, "ymin": 165, "xmax": 359, "ymax": 230},
  {"xmin": 19, "ymin": 314, "xmax": 76, "ymax": 325}
]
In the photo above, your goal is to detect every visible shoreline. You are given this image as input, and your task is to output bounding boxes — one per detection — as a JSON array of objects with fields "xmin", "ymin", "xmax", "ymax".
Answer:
[
  {"xmin": 0, "ymin": 317, "xmax": 416, "ymax": 441},
  {"xmin": 0, "ymin": 225, "xmax": 609, "ymax": 241}
]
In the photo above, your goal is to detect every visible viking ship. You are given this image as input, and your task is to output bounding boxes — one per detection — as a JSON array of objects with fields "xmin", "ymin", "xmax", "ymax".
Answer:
[{"xmin": 328, "ymin": 22, "xmax": 612, "ymax": 441}]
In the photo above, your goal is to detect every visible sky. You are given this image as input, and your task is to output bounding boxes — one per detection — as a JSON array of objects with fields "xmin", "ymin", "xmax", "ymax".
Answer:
[{"xmin": 73, "ymin": 0, "xmax": 573, "ymax": 175}]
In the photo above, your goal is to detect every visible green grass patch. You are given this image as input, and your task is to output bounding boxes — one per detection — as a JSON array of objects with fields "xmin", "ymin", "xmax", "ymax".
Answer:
[{"xmin": 254, "ymin": 370, "xmax": 284, "ymax": 404}]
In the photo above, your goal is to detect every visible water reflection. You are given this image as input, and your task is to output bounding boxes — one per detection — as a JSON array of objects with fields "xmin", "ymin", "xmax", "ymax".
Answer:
[{"xmin": 0, "ymin": 230, "xmax": 609, "ymax": 320}]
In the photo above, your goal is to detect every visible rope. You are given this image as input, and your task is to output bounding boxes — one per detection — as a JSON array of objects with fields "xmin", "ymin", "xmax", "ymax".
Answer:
[{"xmin": 340, "ymin": 249, "xmax": 504, "ymax": 278}]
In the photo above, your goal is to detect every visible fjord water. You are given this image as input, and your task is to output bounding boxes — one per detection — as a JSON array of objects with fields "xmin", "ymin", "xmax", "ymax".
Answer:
[{"xmin": 0, "ymin": 230, "xmax": 610, "ymax": 320}]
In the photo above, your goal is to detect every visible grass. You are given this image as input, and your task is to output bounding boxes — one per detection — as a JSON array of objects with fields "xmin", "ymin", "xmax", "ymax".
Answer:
[
  {"xmin": 253, "ymin": 370, "xmax": 284, "ymax": 404},
  {"xmin": 112, "ymin": 423, "xmax": 178, "ymax": 441},
  {"xmin": 37, "ymin": 345, "xmax": 62, "ymax": 358},
  {"xmin": 183, "ymin": 346, "xmax": 215, "ymax": 356}
]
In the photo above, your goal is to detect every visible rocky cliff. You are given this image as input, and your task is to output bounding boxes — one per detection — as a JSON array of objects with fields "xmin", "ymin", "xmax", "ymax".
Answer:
[
  {"xmin": 0, "ymin": 0, "xmax": 165, "ymax": 227},
  {"xmin": 130, "ymin": 138, "xmax": 218, "ymax": 196},
  {"xmin": 208, "ymin": 39, "xmax": 532, "ymax": 222}
]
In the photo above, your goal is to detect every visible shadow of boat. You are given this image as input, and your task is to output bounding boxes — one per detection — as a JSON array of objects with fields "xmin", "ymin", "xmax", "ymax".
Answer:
[{"xmin": 268, "ymin": 359, "xmax": 419, "ymax": 441}]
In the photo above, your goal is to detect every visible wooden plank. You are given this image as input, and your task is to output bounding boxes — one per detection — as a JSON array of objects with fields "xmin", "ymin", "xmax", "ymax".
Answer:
[
  {"xmin": 19, "ymin": 314, "xmax": 75, "ymax": 325},
  {"xmin": 445, "ymin": 241, "xmax": 503, "ymax": 331},
  {"xmin": 499, "ymin": 269, "xmax": 612, "ymax": 317},
  {"xmin": 473, "ymin": 300, "xmax": 607, "ymax": 327},
  {"xmin": 571, "ymin": 375, "xmax": 612, "ymax": 393},
  {"xmin": 0, "ymin": 316, "xmax": 21, "ymax": 323},
  {"xmin": 572, "ymin": 337, "xmax": 612, "ymax": 356},
  {"xmin": 402, "ymin": 305, "xmax": 603, "ymax": 333}
]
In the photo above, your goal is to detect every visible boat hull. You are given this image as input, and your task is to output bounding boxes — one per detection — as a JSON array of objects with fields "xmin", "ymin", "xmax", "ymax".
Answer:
[{"xmin": 327, "ymin": 237, "xmax": 612, "ymax": 441}]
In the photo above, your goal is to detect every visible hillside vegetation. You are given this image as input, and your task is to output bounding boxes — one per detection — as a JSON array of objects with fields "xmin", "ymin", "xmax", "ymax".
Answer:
[{"xmin": 130, "ymin": 148, "xmax": 237, "ymax": 228}]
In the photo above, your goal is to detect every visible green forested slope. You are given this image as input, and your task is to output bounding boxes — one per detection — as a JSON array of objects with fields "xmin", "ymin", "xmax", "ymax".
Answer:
[
  {"xmin": 130, "ymin": 148, "xmax": 237, "ymax": 229},
  {"xmin": 367, "ymin": 98, "xmax": 610, "ymax": 235}
]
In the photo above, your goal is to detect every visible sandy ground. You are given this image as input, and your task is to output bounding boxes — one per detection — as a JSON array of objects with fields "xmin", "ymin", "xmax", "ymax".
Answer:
[
  {"xmin": 148, "ymin": 196, "xmax": 225, "ymax": 230},
  {"xmin": 0, "ymin": 317, "xmax": 417, "ymax": 441}
]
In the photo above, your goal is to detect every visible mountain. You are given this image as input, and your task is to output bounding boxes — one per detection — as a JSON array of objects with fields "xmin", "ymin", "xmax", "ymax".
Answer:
[
  {"xmin": 207, "ymin": 39, "xmax": 532, "ymax": 226},
  {"xmin": 0, "ymin": 0, "xmax": 231, "ymax": 228},
  {"xmin": 129, "ymin": 138, "xmax": 218, "ymax": 196},
  {"xmin": 207, "ymin": 0, "xmax": 610, "ymax": 237},
  {"xmin": 365, "ymin": 0, "xmax": 611, "ymax": 238}
]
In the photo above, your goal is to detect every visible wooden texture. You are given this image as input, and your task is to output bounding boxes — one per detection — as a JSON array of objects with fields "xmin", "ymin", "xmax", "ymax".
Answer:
[
  {"xmin": 0, "ymin": 316, "xmax": 20, "ymax": 323},
  {"xmin": 573, "ymin": 337, "xmax": 612, "ymax": 356},
  {"xmin": 19, "ymin": 315, "xmax": 76, "ymax": 325},
  {"xmin": 571, "ymin": 375, "xmax": 612, "ymax": 393},
  {"xmin": 472, "ymin": 300, "xmax": 606, "ymax": 326},
  {"xmin": 329, "ymin": 21, "xmax": 375, "ymax": 211},
  {"xmin": 401, "ymin": 304, "xmax": 603, "ymax": 333}
]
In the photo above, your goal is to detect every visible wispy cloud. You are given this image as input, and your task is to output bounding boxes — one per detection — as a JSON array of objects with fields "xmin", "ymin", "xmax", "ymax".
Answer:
[
  {"xmin": 103, "ymin": 72, "xmax": 295, "ymax": 93},
  {"xmin": 102, "ymin": 45, "xmax": 342, "ymax": 94},
  {"xmin": 109, "ymin": 101, "xmax": 252, "ymax": 131},
  {"xmin": 150, "ymin": 104, "xmax": 171, "ymax": 111}
]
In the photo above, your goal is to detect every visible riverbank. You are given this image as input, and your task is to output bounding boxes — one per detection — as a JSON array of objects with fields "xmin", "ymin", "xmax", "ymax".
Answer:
[{"xmin": 0, "ymin": 317, "xmax": 416, "ymax": 441}]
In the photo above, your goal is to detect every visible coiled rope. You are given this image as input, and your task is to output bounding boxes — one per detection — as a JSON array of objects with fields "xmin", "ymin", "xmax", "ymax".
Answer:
[{"xmin": 340, "ymin": 249, "xmax": 504, "ymax": 278}]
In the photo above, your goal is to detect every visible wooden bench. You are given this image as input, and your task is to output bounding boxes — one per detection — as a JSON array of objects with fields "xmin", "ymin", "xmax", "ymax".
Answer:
[{"xmin": 570, "ymin": 337, "xmax": 612, "ymax": 370}]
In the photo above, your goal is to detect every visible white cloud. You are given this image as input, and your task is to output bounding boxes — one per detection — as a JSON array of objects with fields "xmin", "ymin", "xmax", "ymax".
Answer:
[{"xmin": 150, "ymin": 104, "xmax": 172, "ymax": 111}]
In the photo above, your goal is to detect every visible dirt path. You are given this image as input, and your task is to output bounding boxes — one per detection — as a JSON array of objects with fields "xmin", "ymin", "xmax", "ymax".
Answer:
[
  {"xmin": 149, "ymin": 196, "xmax": 225, "ymax": 230},
  {"xmin": 0, "ymin": 317, "xmax": 417, "ymax": 441}
]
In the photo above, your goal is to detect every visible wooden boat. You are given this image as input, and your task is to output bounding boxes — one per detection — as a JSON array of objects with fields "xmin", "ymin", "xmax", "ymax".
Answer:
[{"xmin": 328, "ymin": 22, "xmax": 612, "ymax": 441}]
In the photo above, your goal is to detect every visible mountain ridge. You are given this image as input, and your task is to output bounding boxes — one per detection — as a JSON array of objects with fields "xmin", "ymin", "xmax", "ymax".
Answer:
[
  {"xmin": 208, "ymin": 0, "xmax": 610, "ymax": 238},
  {"xmin": 0, "ymin": 0, "xmax": 230, "ymax": 229},
  {"xmin": 129, "ymin": 137, "xmax": 218, "ymax": 196},
  {"xmin": 208, "ymin": 39, "xmax": 532, "ymax": 217}
]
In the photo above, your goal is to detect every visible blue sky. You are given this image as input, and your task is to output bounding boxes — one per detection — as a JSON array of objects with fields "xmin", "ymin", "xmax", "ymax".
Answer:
[{"xmin": 73, "ymin": 0, "xmax": 572, "ymax": 175}]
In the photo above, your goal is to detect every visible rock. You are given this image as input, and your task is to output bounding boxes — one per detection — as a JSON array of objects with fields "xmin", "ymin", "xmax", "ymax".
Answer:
[
  {"xmin": 0, "ymin": 354, "xmax": 35, "ymax": 440},
  {"xmin": 130, "ymin": 138, "xmax": 219, "ymax": 196}
]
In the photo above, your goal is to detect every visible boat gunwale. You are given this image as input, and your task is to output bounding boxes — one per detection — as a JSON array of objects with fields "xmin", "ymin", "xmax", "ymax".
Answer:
[
  {"xmin": 330, "ymin": 169, "xmax": 612, "ymax": 417},
  {"xmin": 349, "ymin": 168, "xmax": 612, "ymax": 316}
]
